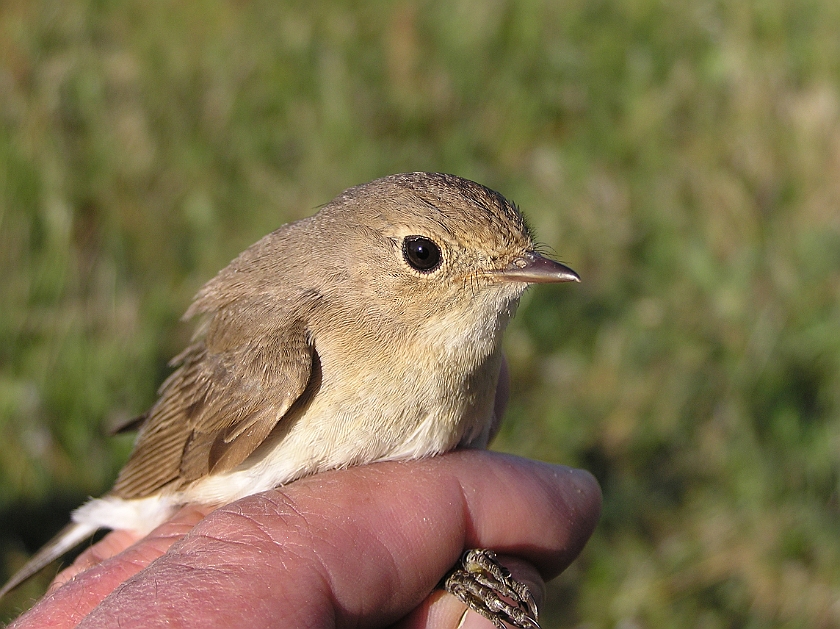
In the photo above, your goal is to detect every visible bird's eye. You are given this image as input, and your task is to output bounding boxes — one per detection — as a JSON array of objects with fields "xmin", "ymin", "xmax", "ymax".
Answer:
[{"xmin": 402, "ymin": 236, "xmax": 442, "ymax": 272}]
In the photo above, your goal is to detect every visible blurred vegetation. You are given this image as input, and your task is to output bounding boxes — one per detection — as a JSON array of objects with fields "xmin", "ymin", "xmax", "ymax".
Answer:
[{"xmin": 1, "ymin": 0, "xmax": 839, "ymax": 626}]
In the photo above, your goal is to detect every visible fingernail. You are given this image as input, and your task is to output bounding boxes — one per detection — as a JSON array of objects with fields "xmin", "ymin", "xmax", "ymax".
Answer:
[{"xmin": 458, "ymin": 610, "xmax": 498, "ymax": 629}]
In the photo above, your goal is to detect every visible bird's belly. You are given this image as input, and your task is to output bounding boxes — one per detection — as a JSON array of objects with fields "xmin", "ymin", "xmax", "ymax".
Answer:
[
  {"xmin": 74, "ymin": 354, "xmax": 500, "ymax": 533},
  {"xmin": 181, "ymin": 386, "xmax": 490, "ymax": 505}
]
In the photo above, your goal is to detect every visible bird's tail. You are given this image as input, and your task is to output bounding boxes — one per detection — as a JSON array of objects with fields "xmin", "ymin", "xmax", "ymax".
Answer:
[{"xmin": 0, "ymin": 520, "xmax": 98, "ymax": 599}]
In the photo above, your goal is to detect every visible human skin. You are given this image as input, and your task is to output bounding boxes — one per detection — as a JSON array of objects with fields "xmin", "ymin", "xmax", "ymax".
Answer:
[
  {"xmin": 12, "ymin": 454, "xmax": 600, "ymax": 629},
  {"xmin": 9, "ymin": 362, "xmax": 602, "ymax": 629}
]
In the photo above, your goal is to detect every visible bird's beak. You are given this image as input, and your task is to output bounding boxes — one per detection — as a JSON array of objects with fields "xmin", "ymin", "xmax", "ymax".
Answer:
[{"xmin": 493, "ymin": 251, "xmax": 580, "ymax": 284}]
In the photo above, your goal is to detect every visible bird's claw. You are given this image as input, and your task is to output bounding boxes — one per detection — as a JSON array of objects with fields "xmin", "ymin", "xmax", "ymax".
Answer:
[{"xmin": 444, "ymin": 548, "xmax": 540, "ymax": 629}]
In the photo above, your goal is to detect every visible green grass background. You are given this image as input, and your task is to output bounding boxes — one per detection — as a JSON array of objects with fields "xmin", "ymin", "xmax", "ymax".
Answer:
[{"xmin": 2, "ymin": 0, "xmax": 839, "ymax": 626}]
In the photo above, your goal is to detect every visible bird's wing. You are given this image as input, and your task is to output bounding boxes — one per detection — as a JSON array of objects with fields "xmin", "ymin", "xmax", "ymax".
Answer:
[{"xmin": 111, "ymin": 300, "xmax": 315, "ymax": 499}]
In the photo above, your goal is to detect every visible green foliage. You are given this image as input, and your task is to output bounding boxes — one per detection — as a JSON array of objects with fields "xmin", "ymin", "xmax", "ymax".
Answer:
[{"xmin": 2, "ymin": 0, "xmax": 838, "ymax": 625}]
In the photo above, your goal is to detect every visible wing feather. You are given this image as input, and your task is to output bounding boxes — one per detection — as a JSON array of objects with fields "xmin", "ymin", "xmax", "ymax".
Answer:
[{"xmin": 111, "ymin": 300, "xmax": 315, "ymax": 499}]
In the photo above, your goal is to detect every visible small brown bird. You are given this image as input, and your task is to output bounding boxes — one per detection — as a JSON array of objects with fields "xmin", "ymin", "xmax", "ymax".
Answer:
[{"xmin": 1, "ymin": 173, "xmax": 578, "ymax": 628}]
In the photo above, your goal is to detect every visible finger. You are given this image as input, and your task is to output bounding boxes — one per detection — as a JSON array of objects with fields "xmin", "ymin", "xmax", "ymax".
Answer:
[
  {"xmin": 452, "ymin": 455, "xmax": 600, "ymax": 579},
  {"xmin": 15, "ymin": 505, "xmax": 213, "ymax": 629},
  {"xmin": 47, "ymin": 529, "xmax": 144, "ymax": 593},
  {"xmin": 53, "ymin": 452, "xmax": 601, "ymax": 629}
]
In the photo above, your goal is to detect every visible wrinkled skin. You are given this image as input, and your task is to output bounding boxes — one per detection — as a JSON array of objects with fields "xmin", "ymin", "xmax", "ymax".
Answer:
[{"xmin": 11, "ymin": 362, "xmax": 602, "ymax": 629}]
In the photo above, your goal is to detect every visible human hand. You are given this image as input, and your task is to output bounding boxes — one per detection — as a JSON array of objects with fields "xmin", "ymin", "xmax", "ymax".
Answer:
[{"xmin": 10, "ymin": 452, "xmax": 600, "ymax": 629}]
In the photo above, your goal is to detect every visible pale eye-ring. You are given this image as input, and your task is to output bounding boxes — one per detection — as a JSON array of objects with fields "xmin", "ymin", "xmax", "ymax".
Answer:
[{"xmin": 402, "ymin": 236, "xmax": 442, "ymax": 272}]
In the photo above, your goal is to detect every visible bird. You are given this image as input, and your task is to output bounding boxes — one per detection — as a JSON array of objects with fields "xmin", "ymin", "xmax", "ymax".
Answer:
[{"xmin": 1, "ymin": 172, "xmax": 579, "ymax": 628}]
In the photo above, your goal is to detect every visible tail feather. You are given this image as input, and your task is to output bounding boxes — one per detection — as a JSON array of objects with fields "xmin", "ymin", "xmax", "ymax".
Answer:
[{"xmin": 0, "ymin": 521, "xmax": 98, "ymax": 599}]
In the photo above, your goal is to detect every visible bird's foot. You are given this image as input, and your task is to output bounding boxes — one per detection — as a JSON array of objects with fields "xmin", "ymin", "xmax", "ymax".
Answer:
[{"xmin": 444, "ymin": 548, "xmax": 540, "ymax": 629}]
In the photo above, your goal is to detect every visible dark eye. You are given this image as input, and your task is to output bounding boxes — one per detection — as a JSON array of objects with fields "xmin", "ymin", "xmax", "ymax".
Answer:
[{"xmin": 402, "ymin": 236, "xmax": 442, "ymax": 272}]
